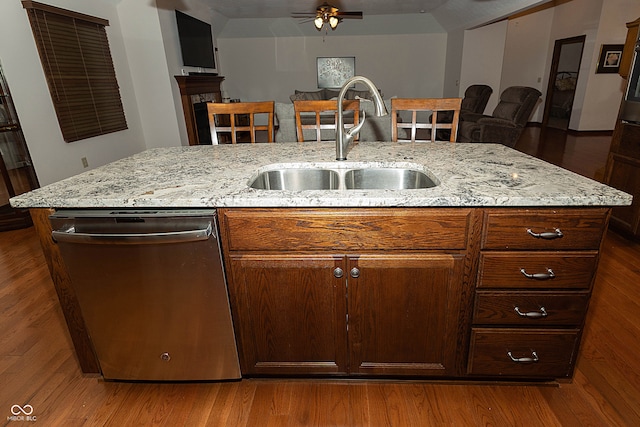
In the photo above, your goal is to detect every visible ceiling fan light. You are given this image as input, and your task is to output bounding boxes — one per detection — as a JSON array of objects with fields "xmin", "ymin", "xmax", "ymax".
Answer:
[
  {"xmin": 329, "ymin": 16, "xmax": 339, "ymax": 29},
  {"xmin": 314, "ymin": 17, "xmax": 323, "ymax": 30}
]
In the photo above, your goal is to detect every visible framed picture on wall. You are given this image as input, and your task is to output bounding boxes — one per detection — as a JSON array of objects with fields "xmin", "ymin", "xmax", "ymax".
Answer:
[
  {"xmin": 317, "ymin": 57, "xmax": 355, "ymax": 88},
  {"xmin": 596, "ymin": 44, "xmax": 624, "ymax": 73}
]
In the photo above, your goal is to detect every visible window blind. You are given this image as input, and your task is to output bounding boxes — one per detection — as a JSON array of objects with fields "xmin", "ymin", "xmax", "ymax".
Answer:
[{"xmin": 22, "ymin": 1, "xmax": 127, "ymax": 142}]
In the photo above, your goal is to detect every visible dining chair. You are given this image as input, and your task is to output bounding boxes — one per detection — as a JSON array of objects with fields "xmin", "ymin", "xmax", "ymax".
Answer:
[
  {"xmin": 207, "ymin": 101, "xmax": 275, "ymax": 144},
  {"xmin": 391, "ymin": 98, "xmax": 462, "ymax": 142},
  {"xmin": 293, "ymin": 99, "xmax": 360, "ymax": 142}
]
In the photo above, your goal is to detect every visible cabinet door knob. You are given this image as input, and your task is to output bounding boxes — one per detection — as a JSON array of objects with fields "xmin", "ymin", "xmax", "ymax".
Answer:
[
  {"xmin": 526, "ymin": 228, "xmax": 563, "ymax": 239},
  {"xmin": 333, "ymin": 267, "xmax": 344, "ymax": 278},
  {"xmin": 520, "ymin": 268, "xmax": 555, "ymax": 280},
  {"xmin": 350, "ymin": 267, "xmax": 360, "ymax": 278},
  {"xmin": 514, "ymin": 306, "xmax": 548, "ymax": 318},
  {"xmin": 507, "ymin": 351, "xmax": 538, "ymax": 363}
]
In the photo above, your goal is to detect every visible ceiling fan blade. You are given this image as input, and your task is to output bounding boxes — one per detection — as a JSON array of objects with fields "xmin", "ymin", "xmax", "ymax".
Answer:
[
  {"xmin": 317, "ymin": 2, "xmax": 339, "ymax": 13},
  {"xmin": 291, "ymin": 13, "xmax": 316, "ymax": 18},
  {"xmin": 336, "ymin": 11, "xmax": 363, "ymax": 19}
]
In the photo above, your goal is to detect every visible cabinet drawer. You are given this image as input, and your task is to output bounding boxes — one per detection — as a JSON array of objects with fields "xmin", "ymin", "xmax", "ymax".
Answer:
[
  {"xmin": 473, "ymin": 291, "xmax": 590, "ymax": 326},
  {"xmin": 478, "ymin": 252, "xmax": 598, "ymax": 289},
  {"xmin": 468, "ymin": 328, "xmax": 580, "ymax": 378},
  {"xmin": 482, "ymin": 209, "xmax": 608, "ymax": 250},
  {"xmin": 220, "ymin": 208, "xmax": 473, "ymax": 251}
]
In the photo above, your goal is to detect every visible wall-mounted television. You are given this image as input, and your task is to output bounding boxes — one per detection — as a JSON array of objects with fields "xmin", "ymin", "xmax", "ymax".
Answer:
[{"xmin": 175, "ymin": 10, "xmax": 217, "ymax": 72}]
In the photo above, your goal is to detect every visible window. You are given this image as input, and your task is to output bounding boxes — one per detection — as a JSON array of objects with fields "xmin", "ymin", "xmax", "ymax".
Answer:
[{"xmin": 22, "ymin": 1, "xmax": 127, "ymax": 142}]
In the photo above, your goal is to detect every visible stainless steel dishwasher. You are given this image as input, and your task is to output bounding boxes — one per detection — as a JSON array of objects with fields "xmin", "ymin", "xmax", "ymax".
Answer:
[{"xmin": 49, "ymin": 209, "xmax": 241, "ymax": 381}]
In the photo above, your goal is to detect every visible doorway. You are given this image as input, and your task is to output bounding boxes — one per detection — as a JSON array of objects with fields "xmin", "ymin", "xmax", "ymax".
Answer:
[{"xmin": 542, "ymin": 35, "xmax": 586, "ymax": 130}]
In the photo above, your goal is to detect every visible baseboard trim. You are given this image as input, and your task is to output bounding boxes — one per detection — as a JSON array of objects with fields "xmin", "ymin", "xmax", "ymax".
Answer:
[{"xmin": 526, "ymin": 122, "xmax": 613, "ymax": 136}]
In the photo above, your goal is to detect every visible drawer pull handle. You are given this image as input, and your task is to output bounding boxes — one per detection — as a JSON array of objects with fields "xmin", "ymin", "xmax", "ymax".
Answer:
[
  {"xmin": 520, "ymin": 268, "xmax": 555, "ymax": 280},
  {"xmin": 507, "ymin": 351, "xmax": 539, "ymax": 363},
  {"xmin": 514, "ymin": 306, "xmax": 548, "ymax": 318},
  {"xmin": 526, "ymin": 228, "xmax": 563, "ymax": 239}
]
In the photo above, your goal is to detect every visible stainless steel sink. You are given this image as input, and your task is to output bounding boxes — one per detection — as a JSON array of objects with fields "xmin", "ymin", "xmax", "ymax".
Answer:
[
  {"xmin": 344, "ymin": 168, "xmax": 436, "ymax": 190},
  {"xmin": 249, "ymin": 163, "xmax": 438, "ymax": 191},
  {"xmin": 249, "ymin": 168, "xmax": 340, "ymax": 190}
]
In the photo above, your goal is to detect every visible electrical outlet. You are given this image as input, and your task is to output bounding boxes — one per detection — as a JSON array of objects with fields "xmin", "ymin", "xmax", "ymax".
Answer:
[{"xmin": 81, "ymin": 157, "xmax": 88, "ymax": 168}]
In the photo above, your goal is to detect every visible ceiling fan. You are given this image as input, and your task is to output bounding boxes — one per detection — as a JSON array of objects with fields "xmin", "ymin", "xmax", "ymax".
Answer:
[{"xmin": 291, "ymin": 2, "xmax": 363, "ymax": 31}]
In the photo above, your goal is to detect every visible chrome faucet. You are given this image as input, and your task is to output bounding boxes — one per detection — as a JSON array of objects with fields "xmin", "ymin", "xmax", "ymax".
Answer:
[{"xmin": 335, "ymin": 76, "xmax": 388, "ymax": 161}]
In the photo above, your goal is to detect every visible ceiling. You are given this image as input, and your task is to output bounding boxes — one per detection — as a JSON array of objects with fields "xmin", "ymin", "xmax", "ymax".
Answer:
[
  {"xmin": 209, "ymin": 1, "xmax": 448, "ymax": 19},
  {"xmin": 204, "ymin": 0, "xmax": 553, "ymax": 31}
]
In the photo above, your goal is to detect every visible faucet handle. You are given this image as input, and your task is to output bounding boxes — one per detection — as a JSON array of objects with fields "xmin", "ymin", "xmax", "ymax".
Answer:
[{"xmin": 346, "ymin": 110, "xmax": 365, "ymax": 138}]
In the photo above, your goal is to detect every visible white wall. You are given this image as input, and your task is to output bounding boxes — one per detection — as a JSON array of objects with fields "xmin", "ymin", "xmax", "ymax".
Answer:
[
  {"xmin": 460, "ymin": 0, "xmax": 639, "ymax": 131},
  {"xmin": 117, "ymin": 0, "xmax": 182, "ymax": 149},
  {"xmin": 156, "ymin": 0, "xmax": 228, "ymax": 146},
  {"xmin": 217, "ymin": 33, "xmax": 448, "ymax": 103},
  {"xmin": 501, "ymin": 10, "xmax": 553, "ymax": 121},
  {"xmin": 443, "ymin": 29, "xmax": 465, "ymax": 97},
  {"xmin": 578, "ymin": 0, "xmax": 638, "ymax": 130},
  {"xmin": 0, "ymin": 0, "xmax": 147, "ymax": 186},
  {"xmin": 460, "ymin": 21, "xmax": 509, "ymax": 113},
  {"xmin": 525, "ymin": 0, "xmax": 638, "ymax": 131}
]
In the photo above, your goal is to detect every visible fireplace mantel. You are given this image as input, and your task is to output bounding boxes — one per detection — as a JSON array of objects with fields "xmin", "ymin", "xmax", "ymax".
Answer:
[{"xmin": 175, "ymin": 75, "xmax": 224, "ymax": 145}]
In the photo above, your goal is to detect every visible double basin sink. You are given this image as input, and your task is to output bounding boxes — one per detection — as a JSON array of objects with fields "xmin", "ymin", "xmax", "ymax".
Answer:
[{"xmin": 249, "ymin": 162, "xmax": 439, "ymax": 191}]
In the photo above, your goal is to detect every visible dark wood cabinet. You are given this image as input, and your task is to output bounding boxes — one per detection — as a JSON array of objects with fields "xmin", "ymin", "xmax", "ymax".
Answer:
[
  {"xmin": 473, "ymin": 291, "xmax": 590, "ymax": 326},
  {"xmin": 0, "ymin": 63, "xmax": 39, "ymax": 230},
  {"xmin": 605, "ymin": 17, "xmax": 640, "ymax": 238},
  {"xmin": 469, "ymin": 208, "xmax": 607, "ymax": 379},
  {"xmin": 226, "ymin": 251, "xmax": 469, "ymax": 377},
  {"xmin": 468, "ymin": 328, "xmax": 581, "ymax": 378},
  {"xmin": 219, "ymin": 208, "xmax": 478, "ymax": 378},
  {"xmin": 226, "ymin": 254, "xmax": 348, "ymax": 375},
  {"xmin": 619, "ymin": 17, "xmax": 640, "ymax": 79},
  {"xmin": 219, "ymin": 207, "xmax": 609, "ymax": 381},
  {"xmin": 32, "ymin": 205, "xmax": 611, "ymax": 381},
  {"xmin": 606, "ymin": 123, "xmax": 640, "ymax": 236},
  {"xmin": 347, "ymin": 253, "xmax": 467, "ymax": 377}
]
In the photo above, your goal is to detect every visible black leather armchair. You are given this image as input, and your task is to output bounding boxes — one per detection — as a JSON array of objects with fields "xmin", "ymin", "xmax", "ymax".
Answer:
[
  {"xmin": 436, "ymin": 84, "xmax": 492, "ymax": 139},
  {"xmin": 458, "ymin": 86, "xmax": 541, "ymax": 147},
  {"xmin": 459, "ymin": 84, "xmax": 493, "ymax": 119}
]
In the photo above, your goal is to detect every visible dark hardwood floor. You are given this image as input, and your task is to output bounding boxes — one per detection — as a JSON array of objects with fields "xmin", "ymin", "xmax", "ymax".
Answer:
[
  {"xmin": 1, "ymin": 128, "xmax": 639, "ymax": 426},
  {"xmin": 515, "ymin": 125, "xmax": 613, "ymax": 181}
]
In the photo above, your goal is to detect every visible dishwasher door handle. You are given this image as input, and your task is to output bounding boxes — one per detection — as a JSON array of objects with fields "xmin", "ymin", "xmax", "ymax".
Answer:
[{"xmin": 52, "ymin": 223, "xmax": 212, "ymax": 245}]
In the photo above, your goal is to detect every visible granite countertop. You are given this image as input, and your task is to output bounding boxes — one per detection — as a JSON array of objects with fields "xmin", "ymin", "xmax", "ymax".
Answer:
[{"xmin": 10, "ymin": 142, "xmax": 632, "ymax": 209}]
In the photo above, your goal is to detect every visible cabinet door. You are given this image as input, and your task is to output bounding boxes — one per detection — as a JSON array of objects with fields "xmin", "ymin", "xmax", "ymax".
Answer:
[
  {"xmin": 227, "ymin": 254, "xmax": 348, "ymax": 375},
  {"xmin": 348, "ymin": 254, "xmax": 468, "ymax": 376},
  {"xmin": 607, "ymin": 154, "xmax": 640, "ymax": 236}
]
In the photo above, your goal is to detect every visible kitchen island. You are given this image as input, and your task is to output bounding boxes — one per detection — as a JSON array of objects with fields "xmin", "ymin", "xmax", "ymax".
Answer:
[{"xmin": 11, "ymin": 142, "xmax": 632, "ymax": 382}]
